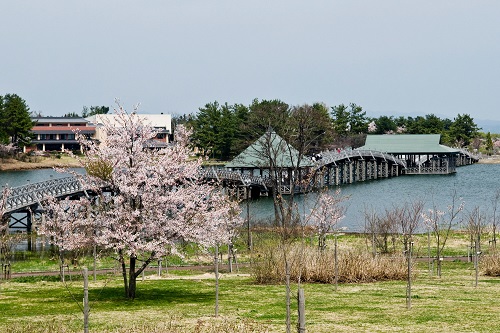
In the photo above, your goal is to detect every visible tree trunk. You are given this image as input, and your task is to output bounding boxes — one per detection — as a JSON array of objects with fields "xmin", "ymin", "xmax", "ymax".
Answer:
[
  {"xmin": 128, "ymin": 256, "xmax": 137, "ymax": 299},
  {"xmin": 406, "ymin": 242, "xmax": 412, "ymax": 310},
  {"xmin": 285, "ymin": 259, "xmax": 291, "ymax": 333},
  {"xmin": 119, "ymin": 251, "xmax": 129, "ymax": 298},
  {"xmin": 297, "ymin": 288, "xmax": 305, "ymax": 333},
  {"xmin": 83, "ymin": 267, "xmax": 89, "ymax": 333},
  {"xmin": 215, "ymin": 245, "xmax": 219, "ymax": 317},
  {"xmin": 437, "ymin": 247, "xmax": 442, "ymax": 278}
]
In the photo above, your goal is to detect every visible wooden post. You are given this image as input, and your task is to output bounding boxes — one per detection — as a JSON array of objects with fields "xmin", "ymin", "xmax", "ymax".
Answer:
[
  {"xmin": 247, "ymin": 185, "xmax": 252, "ymax": 251},
  {"xmin": 334, "ymin": 233, "xmax": 339, "ymax": 291},
  {"xmin": 93, "ymin": 245, "xmax": 97, "ymax": 282},
  {"xmin": 285, "ymin": 260, "xmax": 291, "ymax": 333},
  {"xmin": 475, "ymin": 240, "xmax": 479, "ymax": 288},
  {"xmin": 406, "ymin": 242, "xmax": 413, "ymax": 310},
  {"xmin": 83, "ymin": 267, "xmax": 89, "ymax": 333},
  {"xmin": 428, "ymin": 229, "xmax": 432, "ymax": 276},
  {"xmin": 215, "ymin": 245, "xmax": 219, "ymax": 317},
  {"xmin": 297, "ymin": 288, "xmax": 305, "ymax": 333},
  {"xmin": 158, "ymin": 259, "xmax": 162, "ymax": 277},
  {"xmin": 228, "ymin": 244, "xmax": 233, "ymax": 273}
]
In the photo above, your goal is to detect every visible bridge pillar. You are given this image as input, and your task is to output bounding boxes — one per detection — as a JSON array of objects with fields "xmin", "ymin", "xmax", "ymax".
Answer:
[
  {"xmin": 341, "ymin": 163, "xmax": 346, "ymax": 184},
  {"xmin": 382, "ymin": 162, "xmax": 388, "ymax": 178},
  {"xmin": 318, "ymin": 170, "xmax": 325, "ymax": 188},
  {"xmin": 329, "ymin": 166, "xmax": 335, "ymax": 186},
  {"xmin": 27, "ymin": 210, "xmax": 33, "ymax": 252},
  {"xmin": 348, "ymin": 162, "xmax": 354, "ymax": 184},
  {"xmin": 357, "ymin": 160, "xmax": 366, "ymax": 182}
]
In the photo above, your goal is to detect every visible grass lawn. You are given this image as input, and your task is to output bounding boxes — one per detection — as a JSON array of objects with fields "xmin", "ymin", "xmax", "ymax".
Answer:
[{"xmin": 1, "ymin": 261, "xmax": 500, "ymax": 332}]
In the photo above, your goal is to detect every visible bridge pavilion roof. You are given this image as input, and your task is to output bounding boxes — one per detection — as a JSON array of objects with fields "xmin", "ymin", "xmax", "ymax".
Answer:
[
  {"xmin": 225, "ymin": 130, "xmax": 313, "ymax": 169},
  {"xmin": 358, "ymin": 134, "xmax": 459, "ymax": 154}
]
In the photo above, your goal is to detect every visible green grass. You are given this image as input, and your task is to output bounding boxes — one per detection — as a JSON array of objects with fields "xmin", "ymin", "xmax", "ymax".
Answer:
[
  {"xmin": 1, "ymin": 260, "xmax": 500, "ymax": 332},
  {"xmin": 1, "ymin": 231, "xmax": 499, "ymax": 332}
]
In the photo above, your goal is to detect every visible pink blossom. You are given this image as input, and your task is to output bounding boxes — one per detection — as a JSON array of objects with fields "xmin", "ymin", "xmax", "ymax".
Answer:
[{"xmin": 39, "ymin": 105, "xmax": 242, "ymax": 298}]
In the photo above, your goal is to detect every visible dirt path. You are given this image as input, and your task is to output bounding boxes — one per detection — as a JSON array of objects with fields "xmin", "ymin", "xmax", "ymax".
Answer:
[{"xmin": 8, "ymin": 263, "xmax": 248, "ymax": 279}]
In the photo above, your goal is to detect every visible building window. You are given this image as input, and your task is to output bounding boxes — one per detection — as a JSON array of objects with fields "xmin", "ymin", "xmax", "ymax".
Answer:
[
  {"xmin": 60, "ymin": 134, "xmax": 76, "ymax": 140},
  {"xmin": 40, "ymin": 134, "xmax": 56, "ymax": 140}
]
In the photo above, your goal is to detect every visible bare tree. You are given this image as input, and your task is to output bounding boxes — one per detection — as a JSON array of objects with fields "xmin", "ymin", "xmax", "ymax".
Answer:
[
  {"xmin": 465, "ymin": 206, "xmax": 486, "ymax": 287},
  {"xmin": 465, "ymin": 206, "xmax": 486, "ymax": 254},
  {"xmin": 422, "ymin": 190, "xmax": 464, "ymax": 277},
  {"xmin": 363, "ymin": 205, "xmax": 399, "ymax": 255},
  {"xmin": 363, "ymin": 205, "xmax": 379, "ymax": 257},
  {"xmin": 490, "ymin": 189, "xmax": 500, "ymax": 250},
  {"xmin": 244, "ymin": 104, "xmax": 326, "ymax": 333},
  {"xmin": 397, "ymin": 201, "xmax": 424, "ymax": 309}
]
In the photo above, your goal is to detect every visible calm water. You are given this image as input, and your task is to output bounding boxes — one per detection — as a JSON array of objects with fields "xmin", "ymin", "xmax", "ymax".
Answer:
[
  {"xmin": 0, "ymin": 168, "xmax": 82, "ymax": 189},
  {"xmin": 2, "ymin": 164, "xmax": 499, "ymax": 232},
  {"xmin": 246, "ymin": 163, "xmax": 500, "ymax": 231}
]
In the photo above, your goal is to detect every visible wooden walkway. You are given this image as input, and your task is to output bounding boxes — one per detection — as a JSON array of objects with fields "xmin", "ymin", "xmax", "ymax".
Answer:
[{"xmin": 0, "ymin": 148, "xmax": 479, "ymax": 232}]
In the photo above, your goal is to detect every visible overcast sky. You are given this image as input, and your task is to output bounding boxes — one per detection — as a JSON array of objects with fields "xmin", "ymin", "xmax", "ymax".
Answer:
[{"xmin": 2, "ymin": 1, "xmax": 499, "ymax": 123}]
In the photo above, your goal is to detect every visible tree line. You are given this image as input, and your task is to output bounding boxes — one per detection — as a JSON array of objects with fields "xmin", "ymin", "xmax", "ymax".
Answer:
[
  {"xmin": 182, "ymin": 99, "xmax": 483, "ymax": 161},
  {"xmin": 0, "ymin": 92, "xmax": 485, "ymax": 157}
]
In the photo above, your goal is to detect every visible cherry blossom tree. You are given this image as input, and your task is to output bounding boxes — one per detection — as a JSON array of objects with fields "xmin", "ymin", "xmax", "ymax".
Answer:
[
  {"xmin": 40, "ymin": 106, "xmax": 242, "ymax": 299},
  {"xmin": 0, "ymin": 188, "xmax": 21, "ymax": 275},
  {"xmin": 38, "ymin": 196, "xmax": 95, "ymax": 279},
  {"xmin": 0, "ymin": 188, "xmax": 8, "ymax": 225},
  {"xmin": 310, "ymin": 189, "xmax": 348, "ymax": 251},
  {"xmin": 0, "ymin": 143, "xmax": 16, "ymax": 158}
]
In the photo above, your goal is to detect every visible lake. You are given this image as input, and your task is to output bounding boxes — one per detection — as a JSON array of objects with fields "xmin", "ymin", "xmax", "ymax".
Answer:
[
  {"xmin": 1, "ymin": 164, "xmax": 499, "ymax": 232},
  {"xmin": 245, "ymin": 163, "xmax": 500, "ymax": 231}
]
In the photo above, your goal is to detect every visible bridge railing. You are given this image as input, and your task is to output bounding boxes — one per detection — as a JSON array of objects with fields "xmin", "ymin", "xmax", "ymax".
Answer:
[
  {"xmin": 2, "ymin": 177, "xmax": 85, "ymax": 213},
  {"xmin": 315, "ymin": 149, "xmax": 407, "ymax": 169},
  {"xmin": 201, "ymin": 168, "xmax": 272, "ymax": 187}
]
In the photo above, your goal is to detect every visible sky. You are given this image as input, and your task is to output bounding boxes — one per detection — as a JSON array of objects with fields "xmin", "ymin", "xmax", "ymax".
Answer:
[{"xmin": 2, "ymin": 1, "xmax": 500, "ymax": 127}]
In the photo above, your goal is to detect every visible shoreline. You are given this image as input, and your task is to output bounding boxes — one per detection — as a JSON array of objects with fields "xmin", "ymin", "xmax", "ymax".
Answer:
[
  {"xmin": 0, "ymin": 156, "xmax": 82, "ymax": 171},
  {"xmin": 1, "ymin": 155, "xmax": 500, "ymax": 172}
]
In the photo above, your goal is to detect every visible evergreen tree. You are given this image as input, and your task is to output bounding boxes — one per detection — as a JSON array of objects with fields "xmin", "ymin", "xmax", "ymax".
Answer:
[
  {"xmin": 247, "ymin": 99, "xmax": 290, "ymax": 141},
  {"xmin": 486, "ymin": 132, "xmax": 494, "ymax": 155},
  {"xmin": 348, "ymin": 103, "xmax": 369, "ymax": 134},
  {"xmin": 81, "ymin": 105, "xmax": 110, "ymax": 117},
  {"xmin": 331, "ymin": 104, "xmax": 350, "ymax": 137},
  {"xmin": 449, "ymin": 114, "xmax": 480, "ymax": 147},
  {"xmin": 373, "ymin": 115, "xmax": 397, "ymax": 134},
  {"xmin": 0, "ymin": 94, "xmax": 34, "ymax": 146},
  {"xmin": 190, "ymin": 101, "xmax": 244, "ymax": 160}
]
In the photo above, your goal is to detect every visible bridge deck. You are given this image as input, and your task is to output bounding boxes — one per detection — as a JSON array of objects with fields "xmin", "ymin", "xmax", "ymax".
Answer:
[{"xmin": 0, "ymin": 148, "xmax": 479, "ymax": 216}]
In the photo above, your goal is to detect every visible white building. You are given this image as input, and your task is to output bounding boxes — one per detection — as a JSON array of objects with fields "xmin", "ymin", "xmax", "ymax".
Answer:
[{"xmin": 86, "ymin": 113, "xmax": 172, "ymax": 145}]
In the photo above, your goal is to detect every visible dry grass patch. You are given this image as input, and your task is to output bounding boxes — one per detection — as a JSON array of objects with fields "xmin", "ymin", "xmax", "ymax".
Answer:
[{"xmin": 252, "ymin": 243, "xmax": 408, "ymax": 284}]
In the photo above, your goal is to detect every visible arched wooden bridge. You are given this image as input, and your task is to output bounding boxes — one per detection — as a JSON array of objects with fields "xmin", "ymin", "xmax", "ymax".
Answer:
[{"xmin": 0, "ymin": 148, "xmax": 478, "ymax": 232}]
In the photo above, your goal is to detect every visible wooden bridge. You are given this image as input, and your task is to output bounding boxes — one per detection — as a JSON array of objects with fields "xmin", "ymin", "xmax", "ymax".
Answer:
[{"xmin": 0, "ymin": 147, "xmax": 478, "ymax": 233}]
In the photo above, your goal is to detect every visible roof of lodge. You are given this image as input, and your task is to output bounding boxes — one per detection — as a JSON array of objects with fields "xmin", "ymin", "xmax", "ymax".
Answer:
[
  {"xmin": 31, "ymin": 126, "xmax": 95, "ymax": 134},
  {"xmin": 225, "ymin": 130, "xmax": 313, "ymax": 168},
  {"xmin": 357, "ymin": 134, "xmax": 459, "ymax": 154},
  {"xmin": 31, "ymin": 117, "xmax": 89, "ymax": 123}
]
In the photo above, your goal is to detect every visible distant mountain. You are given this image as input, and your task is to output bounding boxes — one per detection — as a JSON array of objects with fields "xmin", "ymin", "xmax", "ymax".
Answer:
[{"xmin": 475, "ymin": 119, "xmax": 500, "ymax": 134}]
